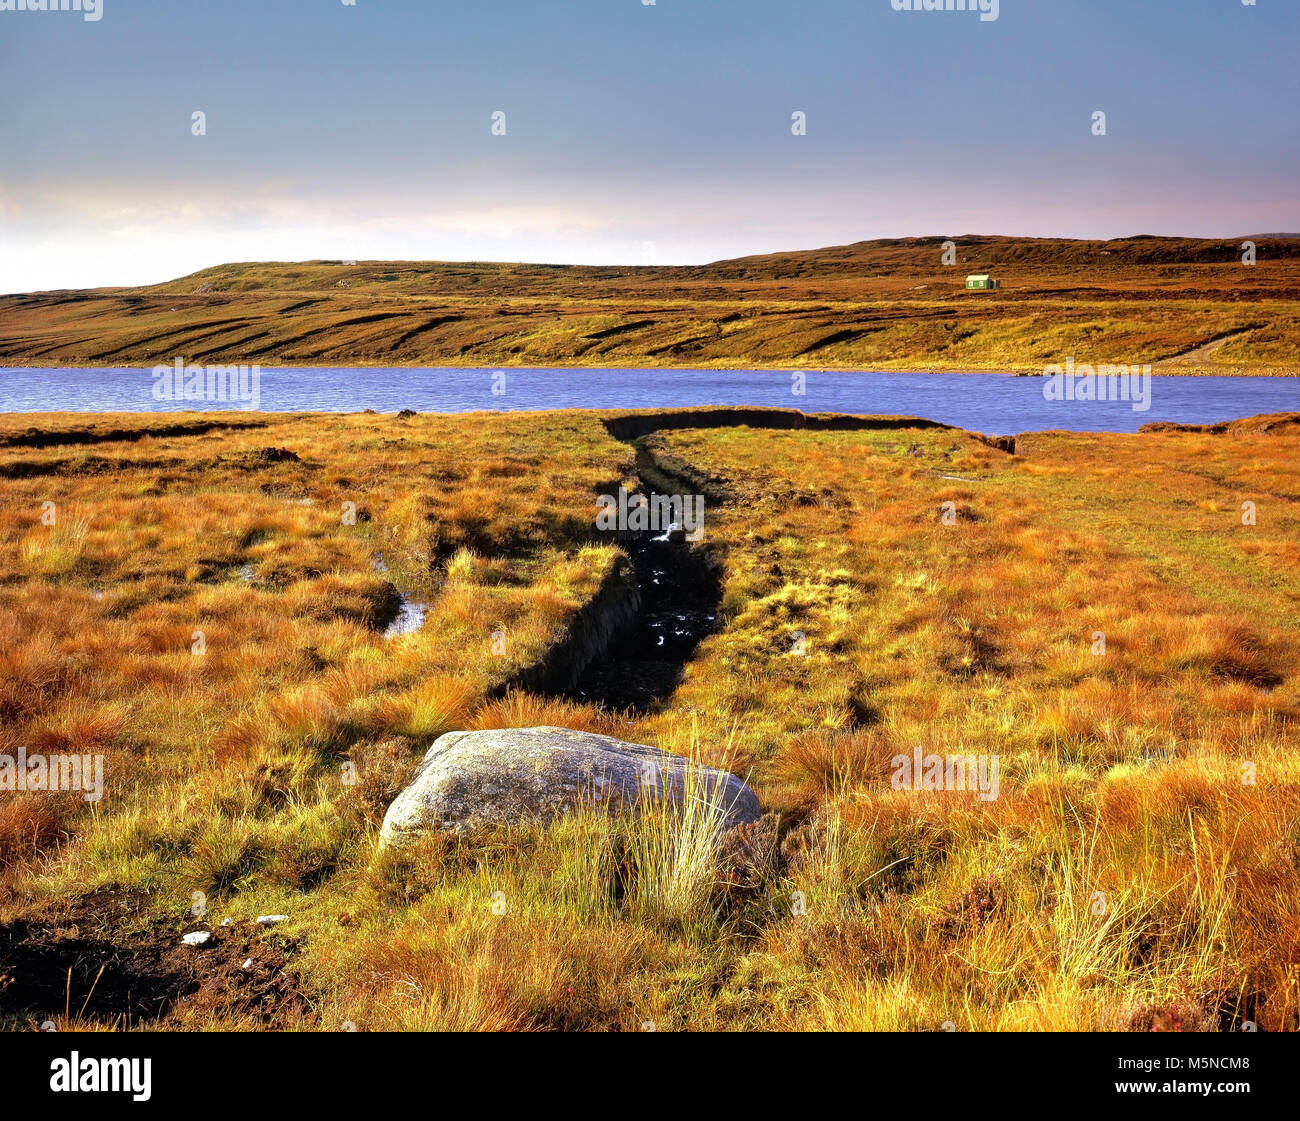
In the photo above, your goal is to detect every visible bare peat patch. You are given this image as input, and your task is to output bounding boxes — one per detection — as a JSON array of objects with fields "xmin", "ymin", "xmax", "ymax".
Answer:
[{"xmin": 0, "ymin": 889, "xmax": 309, "ymax": 1028}]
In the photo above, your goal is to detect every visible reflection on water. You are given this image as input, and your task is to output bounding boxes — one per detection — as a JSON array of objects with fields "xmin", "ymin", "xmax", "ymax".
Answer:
[{"xmin": 383, "ymin": 594, "xmax": 427, "ymax": 639}]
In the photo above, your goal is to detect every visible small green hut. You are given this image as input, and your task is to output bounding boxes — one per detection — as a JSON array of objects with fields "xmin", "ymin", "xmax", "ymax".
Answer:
[{"xmin": 965, "ymin": 274, "xmax": 999, "ymax": 290}]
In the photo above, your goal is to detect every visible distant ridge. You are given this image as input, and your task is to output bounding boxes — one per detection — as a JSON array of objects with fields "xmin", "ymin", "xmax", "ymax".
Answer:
[{"xmin": 2, "ymin": 235, "xmax": 1297, "ymax": 375}]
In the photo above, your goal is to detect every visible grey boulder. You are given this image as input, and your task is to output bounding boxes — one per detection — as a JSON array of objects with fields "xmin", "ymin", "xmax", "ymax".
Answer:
[{"xmin": 378, "ymin": 726, "xmax": 760, "ymax": 847}]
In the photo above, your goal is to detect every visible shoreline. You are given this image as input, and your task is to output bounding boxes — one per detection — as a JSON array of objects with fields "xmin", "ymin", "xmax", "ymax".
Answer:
[
  {"xmin": 2, "ymin": 362, "xmax": 1297, "ymax": 378},
  {"xmin": 1, "ymin": 405, "xmax": 1295, "ymax": 444}
]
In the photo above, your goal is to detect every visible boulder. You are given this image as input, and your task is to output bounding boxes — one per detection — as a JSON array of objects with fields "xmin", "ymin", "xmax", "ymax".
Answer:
[{"xmin": 378, "ymin": 726, "xmax": 760, "ymax": 847}]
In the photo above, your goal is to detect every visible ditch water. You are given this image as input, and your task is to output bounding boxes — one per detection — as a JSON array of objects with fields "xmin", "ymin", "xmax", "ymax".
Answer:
[
  {"xmin": 562, "ymin": 526, "xmax": 722, "ymax": 713},
  {"xmin": 383, "ymin": 595, "xmax": 428, "ymax": 639},
  {"xmin": 3, "ymin": 368, "xmax": 1298, "ymax": 435}
]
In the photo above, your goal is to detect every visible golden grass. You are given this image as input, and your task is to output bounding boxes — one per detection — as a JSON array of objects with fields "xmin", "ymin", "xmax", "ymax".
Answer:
[{"xmin": 0, "ymin": 407, "xmax": 1297, "ymax": 1031}]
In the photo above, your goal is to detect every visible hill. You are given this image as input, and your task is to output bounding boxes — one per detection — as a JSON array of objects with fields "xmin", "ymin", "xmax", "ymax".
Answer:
[{"xmin": 2, "ymin": 235, "xmax": 1298, "ymax": 373}]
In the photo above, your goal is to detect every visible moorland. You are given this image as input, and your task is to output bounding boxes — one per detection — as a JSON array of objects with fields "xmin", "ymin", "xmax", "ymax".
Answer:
[
  {"xmin": 1, "ymin": 405, "xmax": 1297, "ymax": 1030},
  {"xmin": 3, "ymin": 235, "xmax": 1299, "ymax": 374}
]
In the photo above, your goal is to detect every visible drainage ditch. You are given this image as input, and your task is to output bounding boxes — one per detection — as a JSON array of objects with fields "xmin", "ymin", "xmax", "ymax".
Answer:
[
  {"xmin": 397, "ymin": 413, "xmax": 985, "ymax": 714},
  {"xmin": 560, "ymin": 521, "xmax": 722, "ymax": 713},
  {"xmin": 484, "ymin": 435, "xmax": 726, "ymax": 715}
]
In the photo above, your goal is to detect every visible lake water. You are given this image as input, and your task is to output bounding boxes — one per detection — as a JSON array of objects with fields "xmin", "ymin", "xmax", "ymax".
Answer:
[{"xmin": 1, "ymin": 367, "xmax": 1297, "ymax": 435}]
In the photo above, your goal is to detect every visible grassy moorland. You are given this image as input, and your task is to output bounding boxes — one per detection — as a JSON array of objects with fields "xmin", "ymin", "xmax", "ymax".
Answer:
[
  {"xmin": 0, "ymin": 406, "xmax": 1297, "ymax": 1031},
  {"xmin": 2, "ymin": 235, "xmax": 1299, "ymax": 374}
]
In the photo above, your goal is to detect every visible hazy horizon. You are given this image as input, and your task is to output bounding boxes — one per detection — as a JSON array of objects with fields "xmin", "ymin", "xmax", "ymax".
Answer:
[
  {"xmin": 3, "ymin": 0, "xmax": 1297, "ymax": 292},
  {"xmin": 12, "ymin": 229, "xmax": 1300, "ymax": 297}
]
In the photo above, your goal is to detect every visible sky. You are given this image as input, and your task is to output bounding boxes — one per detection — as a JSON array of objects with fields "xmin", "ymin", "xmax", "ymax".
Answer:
[{"xmin": 1, "ymin": 0, "xmax": 1297, "ymax": 292}]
